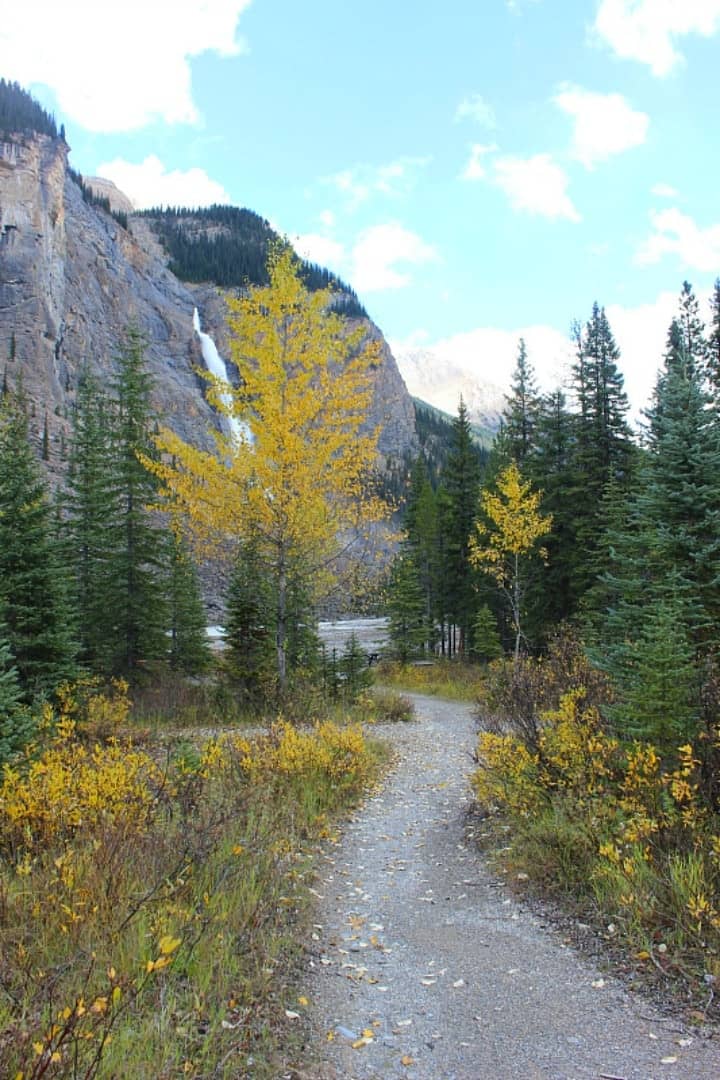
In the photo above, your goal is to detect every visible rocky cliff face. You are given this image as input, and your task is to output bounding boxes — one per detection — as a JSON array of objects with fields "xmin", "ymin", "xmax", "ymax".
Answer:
[{"xmin": 0, "ymin": 133, "xmax": 417, "ymax": 475}]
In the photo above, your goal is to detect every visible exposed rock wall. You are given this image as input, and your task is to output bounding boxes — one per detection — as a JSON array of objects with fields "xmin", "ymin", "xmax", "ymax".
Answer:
[{"xmin": 0, "ymin": 133, "xmax": 417, "ymax": 475}]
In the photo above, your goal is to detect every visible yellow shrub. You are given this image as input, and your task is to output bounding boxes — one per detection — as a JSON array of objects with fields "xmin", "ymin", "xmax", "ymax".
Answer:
[
  {"xmin": 538, "ymin": 689, "xmax": 619, "ymax": 798},
  {"xmin": 474, "ymin": 732, "xmax": 540, "ymax": 816},
  {"xmin": 0, "ymin": 740, "xmax": 162, "ymax": 856}
]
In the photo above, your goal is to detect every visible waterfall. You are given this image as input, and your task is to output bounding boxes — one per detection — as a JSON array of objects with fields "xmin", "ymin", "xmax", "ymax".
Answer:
[{"xmin": 192, "ymin": 308, "xmax": 250, "ymax": 445}]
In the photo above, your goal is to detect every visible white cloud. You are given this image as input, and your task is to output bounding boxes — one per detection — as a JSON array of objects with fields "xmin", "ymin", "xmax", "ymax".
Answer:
[
  {"xmin": 319, "ymin": 209, "xmax": 336, "ymax": 228},
  {"xmin": 554, "ymin": 84, "xmax": 649, "ymax": 168},
  {"xmin": 460, "ymin": 143, "xmax": 498, "ymax": 181},
  {"xmin": 293, "ymin": 232, "xmax": 346, "ymax": 270},
  {"xmin": 351, "ymin": 223, "xmax": 438, "ymax": 292},
  {"xmin": 651, "ymin": 182, "xmax": 680, "ymax": 198},
  {"xmin": 324, "ymin": 157, "xmax": 430, "ymax": 209},
  {"xmin": 97, "ymin": 156, "xmax": 230, "ymax": 210},
  {"xmin": 492, "ymin": 153, "xmax": 581, "ymax": 222},
  {"xmin": 636, "ymin": 208, "xmax": 720, "ymax": 271},
  {"xmin": 0, "ymin": 1, "xmax": 251, "ymax": 132},
  {"xmin": 393, "ymin": 291, "xmax": 692, "ymax": 426},
  {"xmin": 604, "ymin": 291, "xmax": 680, "ymax": 417},
  {"xmin": 454, "ymin": 94, "xmax": 496, "ymax": 128},
  {"xmin": 594, "ymin": 0, "xmax": 720, "ymax": 76}
]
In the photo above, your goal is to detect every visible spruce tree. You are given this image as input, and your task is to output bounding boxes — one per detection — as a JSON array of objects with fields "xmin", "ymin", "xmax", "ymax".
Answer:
[
  {"xmin": 0, "ymin": 395, "xmax": 76, "ymax": 697},
  {"xmin": 387, "ymin": 548, "xmax": 428, "ymax": 663},
  {"xmin": 569, "ymin": 303, "xmax": 634, "ymax": 605},
  {"xmin": 167, "ymin": 532, "xmax": 211, "ymax": 675},
  {"xmin": 621, "ymin": 597, "xmax": 697, "ymax": 749},
  {"xmin": 441, "ymin": 398, "xmax": 481, "ymax": 656},
  {"xmin": 675, "ymin": 280, "xmax": 708, "ymax": 376},
  {"xmin": 640, "ymin": 325, "xmax": 720, "ymax": 644},
  {"xmin": 0, "ymin": 627, "xmax": 34, "ymax": 766},
  {"xmin": 104, "ymin": 328, "xmax": 168, "ymax": 674},
  {"xmin": 64, "ymin": 370, "xmax": 118, "ymax": 667},
  {"xmin": 472, "ymin": 605, "xmax": 503, "ymax": 662},
  {"xmin": 404, "ymin": 457, "xmax": 439, "ymax": 652},
  {"xmin": 705, "ymin": 279, "xmax": 720, "ymax": 396},
  {"xmin": 223, "ymin": 539, "xmax": 276, "ymax": 701},
  {"xmin": 525, "ymin": 390, "xmax": 576, "ymax": 635},
  {"xmin": 338, "ymin": 633, "xmax": 373, "ymax": 701},
  {"xmin": 502, "ymin": 338, "xmax": 541, "ymax": 465}
]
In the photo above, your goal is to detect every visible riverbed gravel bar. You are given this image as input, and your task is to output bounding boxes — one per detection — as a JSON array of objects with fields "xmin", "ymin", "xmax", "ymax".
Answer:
[{"xmin": 305, "ymin": 693, "xmax": 720, "ymax": 1080}]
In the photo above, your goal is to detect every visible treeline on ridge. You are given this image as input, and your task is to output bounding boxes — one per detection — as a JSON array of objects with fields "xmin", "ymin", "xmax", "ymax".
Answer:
[
  {"xmin": 140, "ymin": 204, "xmax": 368, "ymax": 318},
  {"xmin": 0, "ymin": 78, "xmax": 60, "ymax": 141}
]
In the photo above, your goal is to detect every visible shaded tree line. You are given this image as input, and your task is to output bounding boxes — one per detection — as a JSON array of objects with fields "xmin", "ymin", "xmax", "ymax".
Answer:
[{"xmin": 0, "ymin": 331, "xmax": 211, "ymax": 762}]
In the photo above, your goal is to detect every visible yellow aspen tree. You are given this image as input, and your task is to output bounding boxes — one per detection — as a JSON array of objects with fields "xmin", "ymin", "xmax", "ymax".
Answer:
[
  {"xmin": 146, "ymin": 248, "xmax": 389, "ymax": 689},
  {"xmin": 469, "ymin": 461, "xmax": 552, "ymax": 660}
]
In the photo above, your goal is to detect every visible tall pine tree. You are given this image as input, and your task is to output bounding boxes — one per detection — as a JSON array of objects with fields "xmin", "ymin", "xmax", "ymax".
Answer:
[{"xmin": 0, "ymin": 394, "xmax": 76, "ymax": 697}]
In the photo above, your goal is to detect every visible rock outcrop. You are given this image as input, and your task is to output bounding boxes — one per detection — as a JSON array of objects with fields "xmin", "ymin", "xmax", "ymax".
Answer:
[{"xmin": 0, "ymin": 132, "xmax": 417, "ymax": 476}]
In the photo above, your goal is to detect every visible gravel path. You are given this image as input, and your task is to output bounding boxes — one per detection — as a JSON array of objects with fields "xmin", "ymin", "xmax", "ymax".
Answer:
[{"xmin": 305, "ymin": 693, "xmax": 720, "ymax": 1080}]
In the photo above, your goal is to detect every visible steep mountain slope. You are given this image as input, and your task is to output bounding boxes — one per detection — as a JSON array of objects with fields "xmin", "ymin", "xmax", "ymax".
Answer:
[{"xmin": 0, "ymin": 130, "xmax": 416, "ymax": 475}]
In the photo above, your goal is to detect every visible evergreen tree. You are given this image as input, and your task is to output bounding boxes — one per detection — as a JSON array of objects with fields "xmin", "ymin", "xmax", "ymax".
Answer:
[
  {"xmin": 167, "ymin": 532, "xmax": 211, "ymax": 674},
  {"xmin": 338, "ymin": 633, "xmax": 373, "ymax": 701},
  {"xmin": 0, "ymin": 628, "xmax": 34, "ymax": 766},
  {"xmin": 387, "ymin": 548, "xmax": 428, "ymax": 663},
  {"xmin": 640, "ymin": 327, "xmax": 720, "ymax": 644},
  {"xmin": 524, "ymin": 389, "xmax": 576, "ymax": 636},
  {"xmin": 403, "ymin": 457, "xmax": 439, "ymax": 652},
  {"xmin": 501, "ymin": 338, "xmax": 541, "ymax": 465},
  {"xmin": 569, "ymin": 303, "xmax": 634, "ymax": 604},
  {"xmin": 441, "ymin": 398, "xmax": 482, "ymax": 656},
  {"xmin": 707, "ymin": 278, "xmax": 720, "ymax": 396},
  {"xmin": 0, "ymin": 395, "xmax": 76, "ymax": 697},
  {"xmin": 223, "ymin": 540, "xmax": 276, "ymax": 701},
  {"xmin": 603, "ymin": 594, "xmax": 699, "ymax": 751},
  {"xmin": 64, "ymin": 370, "xmax": 118, "ymax": 667},
  {"xmin": 472, "ymin": 605, "xmax": 503, "ymax": 662},
  {"xmin": 104, "ymin": 328, "xmax": 168, "ymax": 674},
  {"xmin": 675, "ymin": 280, "xmax": 707, "ymax": 377}
]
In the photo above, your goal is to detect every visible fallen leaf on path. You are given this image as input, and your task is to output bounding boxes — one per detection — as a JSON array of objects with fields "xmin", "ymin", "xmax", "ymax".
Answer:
[
  {"xmin": 401, "ymin": 1056, "xmax": 415, "ymax": 1066},
  {"xmin": 591, "ymin": 979, "xmax": 606, "ymax": 988},
  {"xmin": 284, "ymin": 1010, "xmax": 300, "ymax": 1020},
  {"xmin": 661, "ymin": 1057, "xmax": 678, "ymax": 1065}
]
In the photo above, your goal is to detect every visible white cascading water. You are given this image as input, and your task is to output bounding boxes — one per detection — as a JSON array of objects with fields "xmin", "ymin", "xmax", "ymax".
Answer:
[{"xmin": 192, "ymin": 307, "xmax": 250, "ymax": 445}]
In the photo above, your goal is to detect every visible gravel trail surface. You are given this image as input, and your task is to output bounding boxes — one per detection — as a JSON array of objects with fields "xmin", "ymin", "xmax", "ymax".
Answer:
[{"xmin": 306, "ymin": 693, "xmax": 720, "ymax": 1080}]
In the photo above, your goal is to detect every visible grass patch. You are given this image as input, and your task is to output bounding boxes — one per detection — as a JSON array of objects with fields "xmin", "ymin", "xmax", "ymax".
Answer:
[
  {"xmin": 377, "ymin": 659, "xmax": 484, "ymax": 701},
  {"xmin": 367, "ymin": 688, "xmax": 415, "ymax": 723},
  {"xmin": 0, "ymin": 682, "xmax": 385, "ymax": 1078}
]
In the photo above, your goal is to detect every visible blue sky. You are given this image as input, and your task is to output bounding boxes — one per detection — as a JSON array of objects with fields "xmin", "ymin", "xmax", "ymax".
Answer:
[{"xmin": 2, "ymin": 0, "xmax": 720, "ymax": 417}]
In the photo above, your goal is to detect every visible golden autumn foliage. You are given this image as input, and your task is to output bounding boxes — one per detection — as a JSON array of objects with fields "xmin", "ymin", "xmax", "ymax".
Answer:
[
  {"xmin": 474, "ymin": 687, "xmax": 720, "ymax": 978},
  {"xmin": 145, "ymin": 249, "xmax": 390, "ymax": 685},
  {"xmin": 0, "ymin": 680, "xmax": 381, "ymax": 1077},
  {"xmin": 470, "ymin": 462, "xmax": 552, "ymax": 658}
]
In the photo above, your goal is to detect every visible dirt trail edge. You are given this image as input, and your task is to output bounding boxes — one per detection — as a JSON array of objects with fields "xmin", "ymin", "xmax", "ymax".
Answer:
[{"xmin": 305, "ymin": 693, "xmax": 720, "ymax": 1080}]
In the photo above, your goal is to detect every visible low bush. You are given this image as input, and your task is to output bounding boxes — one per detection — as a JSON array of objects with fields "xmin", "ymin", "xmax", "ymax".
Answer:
[
  {"xmin": 0, "ymin": 682, "xmax": 383, "ymax": 1078},
  {"xmin": 474, "ymin": 686, "xmax": 720, "ymax": 996},
  {"xmin": 367, "ymin": 688, "xmax": 415, "ymax": 723}
]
